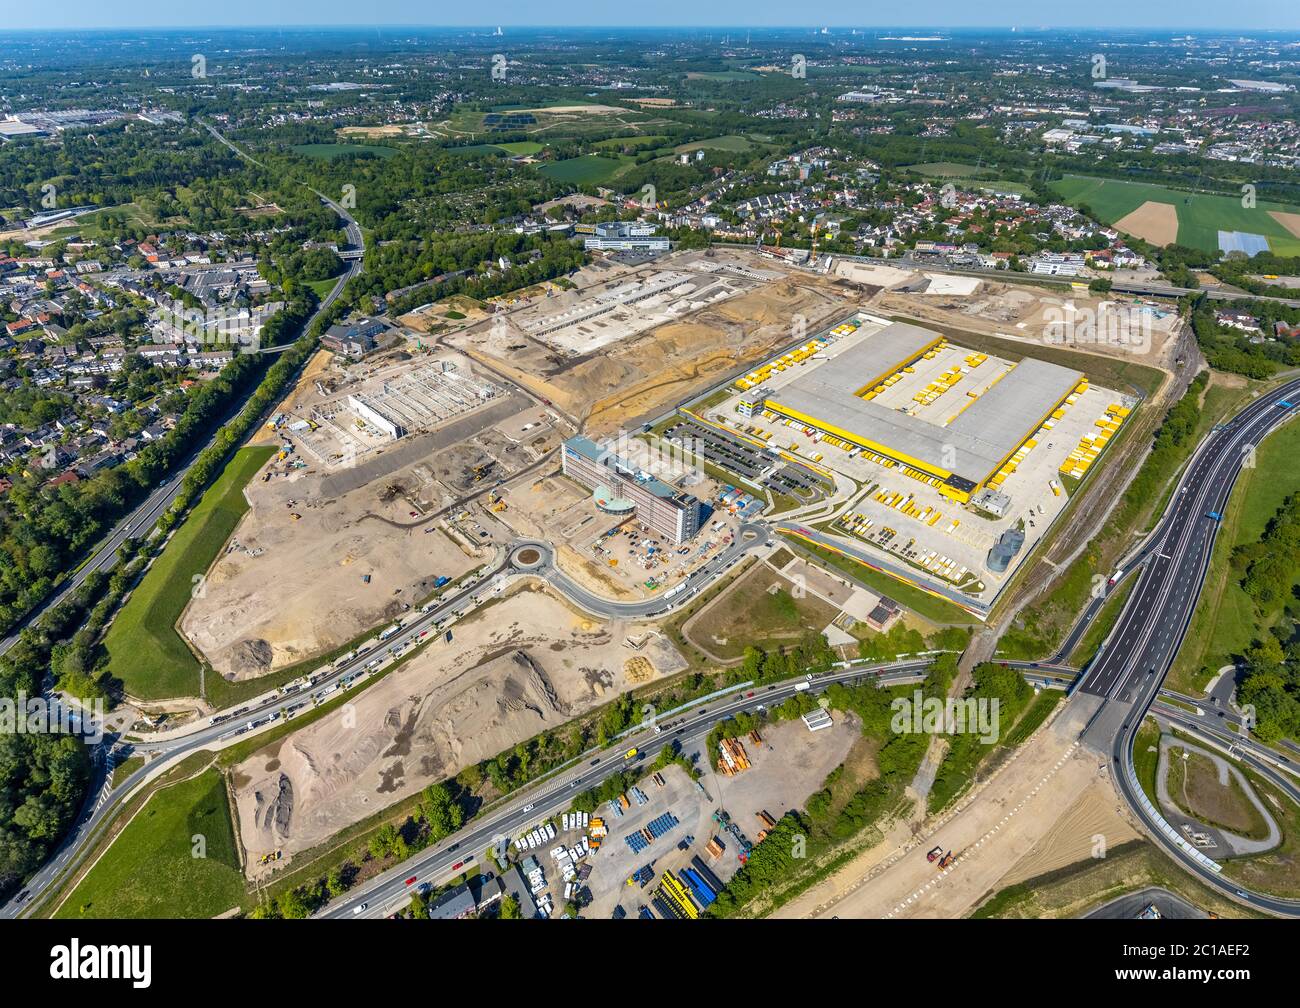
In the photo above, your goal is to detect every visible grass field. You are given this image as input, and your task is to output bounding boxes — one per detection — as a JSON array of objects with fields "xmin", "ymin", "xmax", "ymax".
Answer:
[
  {"xmin": 448, "ymin": 140, "xmax": 547, "ymax": 158},
  {"xmin": 537, "ymin": 155, "xmax": 627, "ymax": 185},
  {"xmin": 673, "ymin": 135, "xmax": 756, "ymax": 154},
  {"xmin": 685, "ymin": 562, "xmax": 839, "ymax": 659},
  {"xmin": 781, "ymin": 534, "xmax": 981, "ymax": 627},
  {"xmin": 907, "ymin": 162, "xmax": 999, "ymax": 179},
  {"xmin": 593, "ymin": 134, "xmax": 669, "ymax": 150},
  {"xmin": 291, "ymin": 143, "xmax": 397, "ymax": 160},
  {"xmin": 951, "ymin": 178, "xmax": 1036, "ymax": 197},
  {"xmin": 56, "ymin": 767, "xmax": 244, "ymax": 918},
  {"xmin": 104, "ymin": 446, "xmax": 275, "ymax": 701},
  {"xmin": 1223, "ymin": 769, "xmax": 1300, "ymax": 898},
  {"xmin": 304, "ymin": 277, "xmax": 337, "ymax": 299},
  {"xmin": 971, "ymin": 839, "xmax": 1261, "ymax": 919},
  {"xmin": 1052, "ymin": 174, "xmax": 1300, "ymax": 255},
  {"xmin": 1133, "ymin": 717, "xmax": 1161, "ymax": 806},
  {"xmin": 685, "ymin": 70, "xmax": 762, "ymax": 81},
  {"xmin": 1169, "ymin": 412, "xmax": 1300, "ymax": 694},
  {"xmin": 1165, "ymin": 747, "xmax": 1270, "ymax": 841}
]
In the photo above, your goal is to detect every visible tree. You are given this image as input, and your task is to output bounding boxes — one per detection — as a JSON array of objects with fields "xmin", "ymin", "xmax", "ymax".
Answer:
[{"xmin": 500, "ymin": 894, "xmax": 522, "ymax": 919}]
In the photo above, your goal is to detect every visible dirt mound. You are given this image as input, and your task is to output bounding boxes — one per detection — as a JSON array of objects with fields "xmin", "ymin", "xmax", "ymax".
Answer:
[
  {"xmin": 230, "ymin": 588, "xmax": 684, "ymax": 876},
  {"xmin": 253, "ymin": 773, "xmax": 294, "ymax": 838},
  {"xmin": 230, "ymin": 639, "xmax": 274, "ymax": 675}
]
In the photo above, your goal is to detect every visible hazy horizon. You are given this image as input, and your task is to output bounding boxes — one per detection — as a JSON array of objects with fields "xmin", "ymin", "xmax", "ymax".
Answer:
[{"xmin": 3, "ymin": 1, "xmax": 1298, "ymax": 33}]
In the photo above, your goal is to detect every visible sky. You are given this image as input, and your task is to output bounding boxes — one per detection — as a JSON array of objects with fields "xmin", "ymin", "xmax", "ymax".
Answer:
[{"xmin": 5, "ymin": 1, "xmax": 1299, "ymax": 32}]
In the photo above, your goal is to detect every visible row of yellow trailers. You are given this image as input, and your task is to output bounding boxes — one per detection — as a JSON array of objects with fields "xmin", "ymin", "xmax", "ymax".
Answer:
[
  {"xmin": 734, "ymin": 336, "xmax": 832, "ymax": 391},
  {"xmin": 986, "ymin": 378, "xmax": 1093, "ymax": 492},
  {"xmin": 1060, "ymin": 401, "xmax": 1130, "ymax": 479}
]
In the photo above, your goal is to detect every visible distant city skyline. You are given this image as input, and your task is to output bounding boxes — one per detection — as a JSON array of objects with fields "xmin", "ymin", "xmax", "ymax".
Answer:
[{"xmin": 5, "ymin": 1, "xmax": 1299, "ymax": 32}]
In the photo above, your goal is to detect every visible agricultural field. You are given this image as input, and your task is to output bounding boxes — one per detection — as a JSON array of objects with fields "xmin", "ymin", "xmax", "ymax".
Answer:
[
  {"xmin": 290, "ymin": 143, "xmax": 397, "ymax": 160},
  {"xmin": 537, "ymin": 155, "xmax": 628, "ymax": 185},
  {"xmin": 56, "ymin": 768, "xmax": 244, "ymax": 919},
  {"xmin": 103, "ymin": 446, "xmax": 275, "ymax": 701},
  {"xmin": 1052, "ymin": 174, "xmax": 1300, "ymax": 255},
  {"xmin": 906, "ymin": 162, "xmax": 1000, "ymax": 179}
]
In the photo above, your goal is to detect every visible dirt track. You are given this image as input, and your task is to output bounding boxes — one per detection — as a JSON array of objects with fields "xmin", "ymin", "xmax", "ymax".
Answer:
[{"xmin": 773, "ymin": 701, "xmax": 1115, "ymax": 919}]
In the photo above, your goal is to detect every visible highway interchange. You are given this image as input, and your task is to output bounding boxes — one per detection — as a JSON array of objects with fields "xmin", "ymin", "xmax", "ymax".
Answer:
[{"xmin": 5, "ymin": 272, "xmax": 1300, "ymax": 918}]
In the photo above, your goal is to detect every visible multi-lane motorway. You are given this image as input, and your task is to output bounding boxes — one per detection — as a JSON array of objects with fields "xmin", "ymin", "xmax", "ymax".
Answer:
[
  {"xmin": 7, "ymin": 330, "xmax": 1300, "ymax": 918},
  {"xmin": 0, "ymin": 518, "xmax": 775, "ymax": 918},
  {"xmin": 1075, "ymin": 375, "xmax": 1300, "ymax": 915},
  {"xmin": 0, "ymin": 178, "xmax": 362, "ymax": 656}
]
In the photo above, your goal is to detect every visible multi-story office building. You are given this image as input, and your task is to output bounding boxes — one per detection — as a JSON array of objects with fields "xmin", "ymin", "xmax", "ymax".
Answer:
[{"xmin": 561, "ymin": 436, "xmax": 705, "ymax": 544}]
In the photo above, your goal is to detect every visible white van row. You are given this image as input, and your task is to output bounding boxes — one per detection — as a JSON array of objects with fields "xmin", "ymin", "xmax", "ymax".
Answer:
[{"xmin": 514, "ymin": 820, "xmax": 557, "ymax": 851}]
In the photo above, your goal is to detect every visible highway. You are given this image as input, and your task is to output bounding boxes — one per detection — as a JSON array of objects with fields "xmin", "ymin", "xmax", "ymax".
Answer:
[
  {"xmin": 0, "ymin": 517, "xmax": 774, "ymax": 917},
  {"xmin": 767, "ymin": 246, "xmax": 1300, "ymax": 310},
  {"xmin": 7, "ymin": 230, "xmax": 1298, "ymax": 917},
  {"xmin": 0, "ymin": 189, "xmax": 362, "ymax": 656},
  {"xmin": 1073, "ymin": 375, "xmax": 1300, "ymax": 915}
]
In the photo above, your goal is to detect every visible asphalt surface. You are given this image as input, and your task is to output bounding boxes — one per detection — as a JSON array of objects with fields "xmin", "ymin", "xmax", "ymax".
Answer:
[
  {"xmin": 317, "ymin": 660, "xmax": 932, "ymax": 919},
  {"xmin": 9, "ymin": 229, "xmax": 1299, "ymax": 916},
  {"xmin": 1073, "ymin": 376, "xmax": 1300, "ymax": 916},
  {"xmin": 0, "ymin": 517, "xmax": 774, "ymax": 918},
  {"xmin": 0, "ymin": 199, "xmax": 361, "ymax": 657}
]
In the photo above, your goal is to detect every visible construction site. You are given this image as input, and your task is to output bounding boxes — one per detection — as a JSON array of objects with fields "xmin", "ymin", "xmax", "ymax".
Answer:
[
  {"xmin": 448, "ymin": 247, "xmax": 861, "ymax": 435},
  {"xmin": 232, "ymin": 583, "xmax": 688, "ymax": 875},
  {"xmin": 274, "ymin": 350, "xmax": 514, "ymax": 470},
  {"xmin": 180, "ymin": 345, "xmax": 569, "ymax": 680}
]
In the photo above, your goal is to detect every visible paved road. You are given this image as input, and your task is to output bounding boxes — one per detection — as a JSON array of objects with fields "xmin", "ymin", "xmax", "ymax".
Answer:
[
  {"xmin": 803, "ymin": 249, "xmax": 1300, "ymax": 309},
  {"xmin": 0, "ymin": 517, "xmax": 774, "ymax": 917},
  {"xmin": 317, "ymin": 660, "xmax": 932, "ymax": 918},
  {"xmin": 0, "ymin": 194, "xmax": 362, "ymax": 657},
  {"xmin": 1072, "ymin": 376, "xmax": 1300, "ymax": 916}
]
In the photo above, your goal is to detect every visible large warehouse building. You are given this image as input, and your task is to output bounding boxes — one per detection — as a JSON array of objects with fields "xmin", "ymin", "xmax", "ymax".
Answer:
[
  {"xmin": 561, "ymin": 436, "xmax": 706, "ymax": 543},
  {"xmin": 756, "ymin": 322, "xmax": 1084, "ymax": 504}
]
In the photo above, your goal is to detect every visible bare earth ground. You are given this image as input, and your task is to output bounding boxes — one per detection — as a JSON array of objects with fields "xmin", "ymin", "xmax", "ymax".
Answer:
[
  {"xmin": 231, "ymin": 584, "xmax": 686, "ymax": 875},
  {"xmin": 773, "ymin": 702, "xmax": 1115, "ymax": 918},
  {"xmin": 451, "ymin": 254, "xmax": 855, "ymax": 434},
  {"xmin": 180, "ymin": 457, "xmax": 482, "ymax": 679},
  {"xmin": 249, "ymin": 349, "xmax": 333, "ymax": 447},
  {"xmin": 1114, "ymin": 201, "xmax": 1180, "ymax": 247},
  {"xmin": 871, "ymin": 284, "xmax": 1180, "ymax": 372},
  {"xmin": 1268, "ymin": 210, "xmax": 1300, "ymax": 240},
  {"xmin": 996, "ymin": 778, "xmax": 1139, "ymax": 885}
]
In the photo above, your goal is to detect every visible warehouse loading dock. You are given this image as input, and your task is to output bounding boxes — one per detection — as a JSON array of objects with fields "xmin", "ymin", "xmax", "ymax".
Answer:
[{"xmin": 758, "ymin": 321, "xmax": 1083, "ymax": 504}]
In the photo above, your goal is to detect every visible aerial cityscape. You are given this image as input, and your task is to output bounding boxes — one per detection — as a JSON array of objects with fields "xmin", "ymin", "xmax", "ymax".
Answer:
[{"xmin": 0, "ymin": 4, "xmax": 1298, "ymax": 969}]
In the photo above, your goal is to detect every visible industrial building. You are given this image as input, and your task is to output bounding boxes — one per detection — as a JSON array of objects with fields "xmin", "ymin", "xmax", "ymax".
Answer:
[
  {"xmin": 582, "ymin": 221, "xmax": 671, "ymax": 253},
  {"xmin": 561, "ymin": 436, "xmax": 706, "ymax": 544},
  {"xmin": 753, "ymin": 321, "xmax": 1084, "ymax": 504},
  {"xmin": 346, "ymin": 393, "xmax": 407, "ymax": 439}
]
